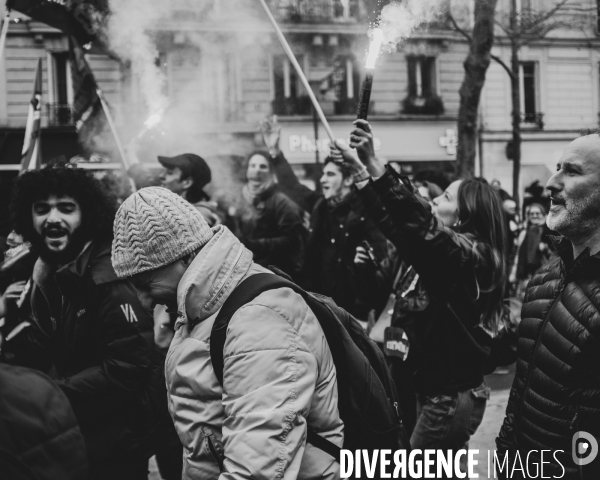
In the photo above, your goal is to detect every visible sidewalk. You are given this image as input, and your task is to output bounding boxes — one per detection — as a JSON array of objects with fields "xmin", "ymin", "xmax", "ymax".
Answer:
[{"xmin": 469, "ymin": 366, "xmax": 516, "ymax": 479}]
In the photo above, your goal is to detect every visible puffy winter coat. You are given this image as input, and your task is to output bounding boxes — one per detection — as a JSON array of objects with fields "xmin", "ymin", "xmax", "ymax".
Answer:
[
  {"xmin": 302, "ymin": 192, "xmax": 391, "ymax": 321},
  {"xmin": 356, "ymin": 168, "xmax": 496, "ymax": 394},
  {"xmin": 24, "ymin": 240, "xmax": 165, "ymax": 471},
  {"xmin": 166, "ymin": 225, "xmax": 343, "ymax": 480},
  {"xmin": 497, "ymin": 238, "xmax": 600, "ymax": 479},
  {"xmin": 0, "ymin": 364, "xmax": 88, "ymax": 480},
  {"xmin": 234, "ymin": 184, "xmax": 307, "ymax": 276}
]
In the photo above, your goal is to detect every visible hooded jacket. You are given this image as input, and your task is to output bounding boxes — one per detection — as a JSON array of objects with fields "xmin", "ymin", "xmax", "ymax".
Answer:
[
  {"xmin": 356, "ymin": 168, "xmax": 496, "ymax": 395},
  {"xmin": 496, "ymin": 238, "xmax": 600, "ymax": 479},
  {"xmin": 165, "ymin": 225, "xmax": 343, "ymax": 480},
  {"xmin": 25, "ymin": 240, "xmax": 164, "ymax": 470}
]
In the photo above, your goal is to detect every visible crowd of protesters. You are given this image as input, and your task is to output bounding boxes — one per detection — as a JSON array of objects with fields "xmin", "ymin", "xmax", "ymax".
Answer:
[{"xmin": 0, "ymin": 116, "xmax": 599, "ymax": 480}]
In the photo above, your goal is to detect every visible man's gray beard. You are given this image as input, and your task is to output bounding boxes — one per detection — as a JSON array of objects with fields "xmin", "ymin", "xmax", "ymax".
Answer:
[{"xmin": 547, "ymin": 190, "xmax": 600, "ymax": 239}]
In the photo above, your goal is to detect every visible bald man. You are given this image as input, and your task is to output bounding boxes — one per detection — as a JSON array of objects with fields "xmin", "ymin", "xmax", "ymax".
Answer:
[{"xmin": 496, "ymin": 131, "xmax": 600, "ymax": 479}]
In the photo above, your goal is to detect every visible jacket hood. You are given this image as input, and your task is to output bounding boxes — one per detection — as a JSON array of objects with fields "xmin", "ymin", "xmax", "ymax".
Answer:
[{"xmin": 176, "ymin": 225, "xmax": 253, "ymax": 325}]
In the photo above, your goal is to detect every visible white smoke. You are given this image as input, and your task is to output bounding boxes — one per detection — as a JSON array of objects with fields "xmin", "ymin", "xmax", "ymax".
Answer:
[
  {"xmin": 106, "ymin": 0, "xmax": 170, "ymax": 116},
  {"xmin": 377, "ymin": 0, "xmax": 448, "ymax": 50}
]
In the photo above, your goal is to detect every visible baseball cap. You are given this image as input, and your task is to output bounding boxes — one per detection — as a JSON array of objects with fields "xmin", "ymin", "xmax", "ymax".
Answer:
[{"xmin": 158, "ymin": 153, "xmax": 212, "ymax": 189}]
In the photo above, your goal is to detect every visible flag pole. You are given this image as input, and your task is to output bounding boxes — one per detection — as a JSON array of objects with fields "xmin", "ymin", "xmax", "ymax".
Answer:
[
  {"xmin": 257, "ymin": 0, "xmax": 335, "ymax": 143},
  {"xmin": 96, "ymin": 87, "xmax": 131, "ymax": 171},
  {"xmin": 0, "ymin": 9, "xmax": 10, "ymax": 67}
]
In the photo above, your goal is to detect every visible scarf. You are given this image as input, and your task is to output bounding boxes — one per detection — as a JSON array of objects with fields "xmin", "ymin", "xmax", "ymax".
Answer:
[{"xmin": 242, "ymin": 177, "xmax": 275, "ymax": 205}]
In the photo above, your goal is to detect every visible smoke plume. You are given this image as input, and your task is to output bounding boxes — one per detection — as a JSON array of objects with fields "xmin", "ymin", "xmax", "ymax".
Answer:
[{"xmin": 377, "ymin": 0, "xmax": 448, "ymax": 50}]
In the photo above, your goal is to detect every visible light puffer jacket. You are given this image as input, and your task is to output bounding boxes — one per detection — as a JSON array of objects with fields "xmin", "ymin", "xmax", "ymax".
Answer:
[{"xmin": 165, "ymin": 225, "xmax": 343, "ymax": 480}]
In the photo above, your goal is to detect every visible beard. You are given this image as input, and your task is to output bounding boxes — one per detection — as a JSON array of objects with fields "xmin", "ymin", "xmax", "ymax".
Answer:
[
  {"xmin": 547, "ymin": 189, "xmax": 600, "ymax": 239},
  {"xmin": 29, "ymin": 226, "xmax": 90, "ymax": 266}
]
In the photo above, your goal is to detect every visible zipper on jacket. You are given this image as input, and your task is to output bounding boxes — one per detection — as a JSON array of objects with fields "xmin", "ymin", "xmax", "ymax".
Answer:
[
  {"xmin": 517, "ymin": 278, "xmax": 566, "ymax": 415},
  {"xmin": 207, "ymin": 436, "xmax": 225, "ymax": 473}
]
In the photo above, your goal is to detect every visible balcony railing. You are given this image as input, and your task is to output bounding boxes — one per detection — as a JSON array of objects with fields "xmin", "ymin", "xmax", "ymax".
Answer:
[
  {"xmin": 520, "ymin": 112, "xmax": 544, "ymax": 129},
  {"xmin": 169, "ymin": 0, "xmax": 365, "ymax": 23},
  {"xmin": 47, "ymin": 104, "xmax": 75, "ymax": 127},
  {"xmin": 270, "ymin": 0, "xmax": 363, "ymax": 23}
]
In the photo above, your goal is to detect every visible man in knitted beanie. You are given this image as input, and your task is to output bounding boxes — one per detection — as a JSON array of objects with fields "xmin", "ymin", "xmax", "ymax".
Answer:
[{"xmin": 112, "ymin": 187, "xmax": 343, "ymax": 480}]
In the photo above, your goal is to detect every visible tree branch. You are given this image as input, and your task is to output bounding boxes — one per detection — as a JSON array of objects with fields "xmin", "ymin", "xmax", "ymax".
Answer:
[
  {"xmin": 491, "ymin": 54, "xmax": 515, "ymax": 80},
  {"xmin": 448, "ymin": 13, "xmax": 473, "ymax": 43}
]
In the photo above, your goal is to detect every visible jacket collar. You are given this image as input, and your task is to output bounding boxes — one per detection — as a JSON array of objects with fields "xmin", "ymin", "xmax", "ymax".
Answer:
[
  {"xmin": 550, "ymin": 235, "xmax": 600, "ymax": 277},
  {"xmin": 176, "ymin": 225, "xmax": 253, "ymax": 326},
  {"xmin": 33, "ymin": 240, "xmax": 119, "ymax": 296}
]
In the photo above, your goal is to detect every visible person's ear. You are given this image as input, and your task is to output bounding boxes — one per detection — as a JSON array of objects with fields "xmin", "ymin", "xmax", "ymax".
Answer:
[
  {"xmin": 181, "ymin": 177, "xmax": 193, "ymax": 190},
  {"xmin": 343, "ymin": 176, "xmax": 354, "ymax": 188}
]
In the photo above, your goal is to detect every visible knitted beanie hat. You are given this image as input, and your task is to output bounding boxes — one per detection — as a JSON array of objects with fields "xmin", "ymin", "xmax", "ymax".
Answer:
[{"xmin": 112, "ymin": 187, "xmax": 214, "ymax": 278}]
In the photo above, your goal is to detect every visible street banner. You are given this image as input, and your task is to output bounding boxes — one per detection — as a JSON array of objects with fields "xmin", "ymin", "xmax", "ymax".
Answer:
[
  {"xmin": 20, "ymin": 57, "xmax": 42, "ymax": 172},
  {"xmin": 69, "ymin": 35, "xmax": 101, "ymax": 132},
  {"xmin": 6, "ymin": 0, "xmax": 108, "ymax": 46}
]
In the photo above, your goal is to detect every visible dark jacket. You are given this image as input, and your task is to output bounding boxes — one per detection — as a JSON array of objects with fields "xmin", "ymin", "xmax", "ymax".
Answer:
[
  {"xmin": 24, "ymin": 240, "xmax": 165, "ymax": 471},
  {"xmin": 0, "ymin": 364, "xmax": 88, "ymax": 480},
  {"xmin": 496, "ymin": 238, "xmax": 600, "ymax": 479},
  {"xmin": 234, "ymin": 185, "xmax": 307, "ymax": 276},
  {"xmin": 357, "ymin": 167, "xmax": 494, "ymax": 395},
  {"xmin": 270, "ymin": 152, "xmax": 321, "ymax": 213},
  {"xmin": 302, "ymin": 192, "xmax": 391, "ymax": 321}
]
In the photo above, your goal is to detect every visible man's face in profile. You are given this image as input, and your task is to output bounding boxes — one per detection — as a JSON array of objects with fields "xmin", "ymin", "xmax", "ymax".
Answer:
[{"xmin": 546, "ymin": 135, "xmax": 600, "ymax": 241}]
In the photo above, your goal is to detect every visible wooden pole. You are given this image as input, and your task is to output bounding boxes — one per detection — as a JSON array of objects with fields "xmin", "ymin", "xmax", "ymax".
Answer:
[{"xmin": 257, "ymin": 0, "xmax": 335, "ymax": 142}]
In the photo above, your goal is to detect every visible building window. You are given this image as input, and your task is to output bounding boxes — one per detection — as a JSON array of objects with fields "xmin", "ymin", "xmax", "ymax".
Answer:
[
  {"xmin": 517, "ymin": 0, "xmax": 533, "ymax": 12},
  {"xmin": 47, "ymin": 52, "xmax": 74, "ymax": 126},
  {"xmin": 271, "ymin": 54, "xmax": 311, "ymax": 115},
  {"xmin": 402, "ymin": 56, "xmax": 444, "ymax": 115},
  {"xmin": 519, "ymin": 61, "xmax": 543, "ymax": 128},
  {"xmin": 332, "ymin": 55, "xmax": 360, "ymax": 114}
]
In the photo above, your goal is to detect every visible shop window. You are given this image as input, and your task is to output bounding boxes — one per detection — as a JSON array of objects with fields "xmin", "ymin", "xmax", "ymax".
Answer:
[
  {"xmin": 402, "ymin": 56, "xmax": 444, "ymax": 115},
  {"xmin": 520, "ymin": 61, "xmax": 543, "ymax": 128},
  {"xmin": 271, "ymin": 54, "xmax": 311, "ymax": 115},
  {"xmin": 48, "ymin": 52, "xmax": 74, "ymax": 126}
]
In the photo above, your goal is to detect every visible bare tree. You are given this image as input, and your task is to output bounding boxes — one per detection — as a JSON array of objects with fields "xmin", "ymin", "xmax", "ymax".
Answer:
[
  {"xmin": 450, "ymin": 0, "xmax": 585, "ymax": 207},
  {"xmin": 450, "ymin": 0, "xmax": 499, "ymax": 179}
]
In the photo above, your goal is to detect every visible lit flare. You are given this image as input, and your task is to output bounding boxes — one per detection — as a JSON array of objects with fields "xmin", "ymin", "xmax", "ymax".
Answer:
[{"xmin": 365, "ymin": 28, "xmax": 384, "ymax": 69}]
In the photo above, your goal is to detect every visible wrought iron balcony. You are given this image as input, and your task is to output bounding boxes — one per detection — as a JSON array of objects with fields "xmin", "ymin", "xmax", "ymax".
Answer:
[
  {"xmin": 269, "ymin": 0, "xmax": 364, "ymax": 23},
  {"xmin": 520, "ymin": 112, "xmax": 544, "ymax": 129},
  {"xmin": 47, "ymin": 104, "xmax": 75, "ymax": 127}
]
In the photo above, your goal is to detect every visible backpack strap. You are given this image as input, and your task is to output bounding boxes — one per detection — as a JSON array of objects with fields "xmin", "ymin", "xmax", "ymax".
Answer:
[
  {"xmin": 210, "ymin": 273, "xmax": 291, "ymax": 386},
  {"xmin": 209, "ymin": 272, "xmax": 341, "ymax": 459}
]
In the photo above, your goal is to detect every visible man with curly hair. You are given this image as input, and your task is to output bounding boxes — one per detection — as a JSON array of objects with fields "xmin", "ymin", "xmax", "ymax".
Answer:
[{"xmin": 9, "ymin": 164, "xmax": 165, "ymax": 480}]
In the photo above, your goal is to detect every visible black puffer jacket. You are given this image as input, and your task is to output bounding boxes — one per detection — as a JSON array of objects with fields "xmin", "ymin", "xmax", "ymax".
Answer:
[
  {"xmin": 497, "ymin": 238, "xmax": 600, "ymax": 479},
  {"xmin": 357, "ymin": 167, "xmax": 495, "ymax": 395},
  {"xmin": 234, "ymin": 185, "xmax": 307, "ymax": 276},
  {"xmin": 23, "ymin": 241, "xmax": 166, "ymax": 473},
  {"xmin": 0, "ymin": 364, "xmax": 88, "ymax": 480},
  {"xmin": 302, "ymin": 192, "xmax": 391, "ymax": 321}
]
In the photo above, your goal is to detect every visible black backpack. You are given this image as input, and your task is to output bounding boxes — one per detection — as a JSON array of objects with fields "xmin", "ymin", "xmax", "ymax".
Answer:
[{"xmin": 209, "ymin": 270, "xmax": 410, "ymax": 463}]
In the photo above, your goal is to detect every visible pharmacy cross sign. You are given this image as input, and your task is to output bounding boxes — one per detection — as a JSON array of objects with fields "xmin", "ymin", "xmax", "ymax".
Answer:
[{"xmin": 439, "ymin": 129, "xmax": 458, "ymax": 156}]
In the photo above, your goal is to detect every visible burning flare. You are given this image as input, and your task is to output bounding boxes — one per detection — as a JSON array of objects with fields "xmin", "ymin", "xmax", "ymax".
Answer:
[
  {"xmin": 365, "ymin": 28, "xmax": 384, "ymax": 69},
  {"xmin": 144, "ymin": 112, "xmax": 162, "ymax": 129}
]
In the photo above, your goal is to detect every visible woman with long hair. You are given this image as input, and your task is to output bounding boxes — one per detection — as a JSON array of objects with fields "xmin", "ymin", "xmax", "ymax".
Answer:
[
  {"xmin": 233, "ymin": 151, "xmax": 307, "ymax": 276},
  {"xmin": 335, "ymin": 120, "xmax": 509, "ymax": 474}
]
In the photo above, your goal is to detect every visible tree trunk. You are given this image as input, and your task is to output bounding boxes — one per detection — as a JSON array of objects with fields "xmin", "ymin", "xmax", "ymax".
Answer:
[
  {"xmin": 510, "ymin": 0, "xmax": 521, "ymax": 209},
  {"xmin": 455, "ymin": 0, "xmax": 499, "ymax": 179}
]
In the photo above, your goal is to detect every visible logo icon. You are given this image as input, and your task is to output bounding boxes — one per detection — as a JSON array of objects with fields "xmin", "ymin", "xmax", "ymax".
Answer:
[{"xmin": 572, "ymin": 431, "xmax": 599, "ymax": 467}]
